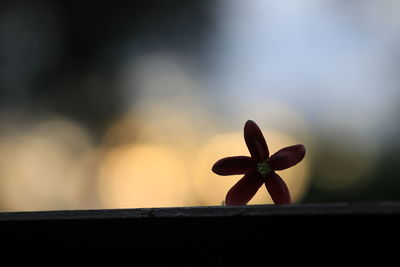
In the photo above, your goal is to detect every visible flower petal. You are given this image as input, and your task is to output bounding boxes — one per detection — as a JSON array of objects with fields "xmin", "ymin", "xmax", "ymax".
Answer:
[
  {"xmin": 268, "ymin": 144, "xmax": 305, "ymax": 170},
  {"xmin": 244, "ymin": 120, "xmax": 269, "ymax": 161},
  {"xmin": 225, "ymin": 171, "xmax": 264, "ymax": 206},
  {"xmin": 212, "ymin": 156, "xmax": 257, "ymax": 176},
  {"xmin": 265, "ymin": 172, "xmax": 291, "ymax": 204}
]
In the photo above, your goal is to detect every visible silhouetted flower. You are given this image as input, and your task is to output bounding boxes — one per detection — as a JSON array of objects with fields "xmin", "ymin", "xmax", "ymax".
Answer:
[{"xmin": 212, "ymin": 120, "xmax": 306, "ymax": 205}]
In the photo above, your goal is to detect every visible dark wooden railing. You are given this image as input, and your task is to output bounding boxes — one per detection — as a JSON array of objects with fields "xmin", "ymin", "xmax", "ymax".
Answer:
[{"xmin": 1, "ymin": 202, "xmax": 399, "ymax": 263}]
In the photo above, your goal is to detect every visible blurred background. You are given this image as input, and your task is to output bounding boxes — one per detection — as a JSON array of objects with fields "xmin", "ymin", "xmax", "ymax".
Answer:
[{"xmin": 0, "ymin": 0, "xmax": 400, "ymax": 211}]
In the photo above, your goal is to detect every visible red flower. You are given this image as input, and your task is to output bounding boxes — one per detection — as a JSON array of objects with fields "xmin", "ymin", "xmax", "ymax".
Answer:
[{"xmin": 212, "ymin": 120, "xmax": 306, "ymax": 205}]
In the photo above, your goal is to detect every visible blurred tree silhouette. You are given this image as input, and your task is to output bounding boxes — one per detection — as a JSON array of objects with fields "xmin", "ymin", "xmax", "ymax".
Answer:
[{"xmin": 0, "ymin": 0, "xmax": 214, "ymax": 136}]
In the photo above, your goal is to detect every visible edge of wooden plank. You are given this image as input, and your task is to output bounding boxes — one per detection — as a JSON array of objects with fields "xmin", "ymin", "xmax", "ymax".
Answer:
[{"xmin": 1, "ymin": 202, "xmax": 400, "ymax": 221}]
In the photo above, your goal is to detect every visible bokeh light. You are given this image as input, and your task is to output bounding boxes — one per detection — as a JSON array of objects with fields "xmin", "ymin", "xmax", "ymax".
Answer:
[
  {"xmin": 97, "ymin": 144, "xmax": 190, "ymax": 208},
  {"xmin": 0, "ymin": 118, "xmax": 94, "ymax": 211}
]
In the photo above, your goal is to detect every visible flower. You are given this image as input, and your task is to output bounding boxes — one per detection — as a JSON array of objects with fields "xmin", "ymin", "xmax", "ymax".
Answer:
[{"xmin": 212, "ymin": 120, "xmax": 306, "ymax": 205}]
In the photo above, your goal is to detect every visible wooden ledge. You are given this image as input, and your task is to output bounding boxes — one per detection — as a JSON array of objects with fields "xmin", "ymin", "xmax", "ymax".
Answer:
[
  {"xmin": 1, "ymin": 202, "xmax": 399, "ymax": 250},
  {"xmin": 1, "ymin": 202, "xmax": 400, "ymax": 221}
]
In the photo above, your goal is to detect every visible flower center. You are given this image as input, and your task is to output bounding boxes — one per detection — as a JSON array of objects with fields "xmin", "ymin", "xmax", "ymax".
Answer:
[{"xmin": 257, "ymin": 162, "xmax": 272, "ymax": 177}]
